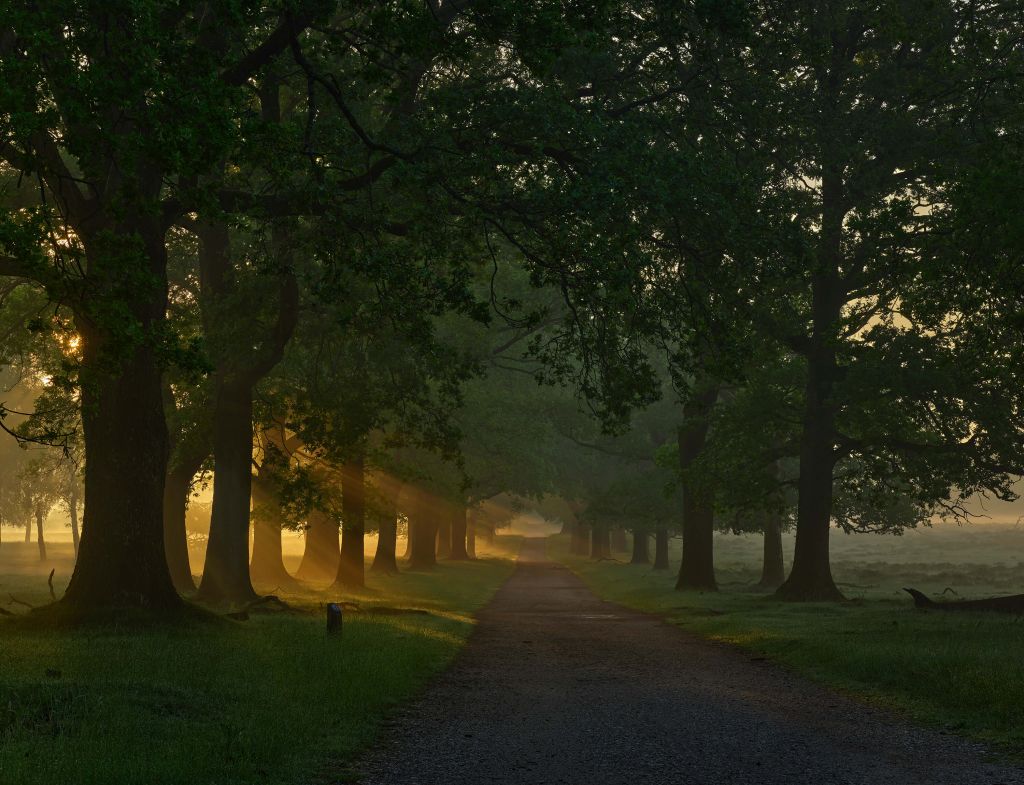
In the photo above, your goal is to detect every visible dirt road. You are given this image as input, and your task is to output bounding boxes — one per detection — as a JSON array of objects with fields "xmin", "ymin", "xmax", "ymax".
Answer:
[{"xmin": 358, "ymin": 538, "xmax": 1022, "ymax": 784}]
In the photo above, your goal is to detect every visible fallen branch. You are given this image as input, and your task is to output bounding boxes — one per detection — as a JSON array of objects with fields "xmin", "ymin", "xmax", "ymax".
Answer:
[
  {"xmin": 8, "ymin": 595, "xmax": 34, "ymax": 609},
  {"xmin": 905, "ymin": 588, "xmax": 1024, "ymax": 614}
]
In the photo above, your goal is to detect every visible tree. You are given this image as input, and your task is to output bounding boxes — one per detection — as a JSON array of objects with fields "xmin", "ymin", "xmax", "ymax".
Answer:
[{"xmin": 0, "ymin": 3, "xmax": 329, "ymax": 610}]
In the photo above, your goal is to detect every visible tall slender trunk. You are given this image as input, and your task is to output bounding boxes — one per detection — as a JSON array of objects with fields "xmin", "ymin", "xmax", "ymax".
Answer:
[
  {"xmin": 250, "ymin": 510, "xmax": 296, "ymax": 589},
  {"xmin": 676, "ymin": 384, "xmax": 719, "ymax": 591},
  {"xmin": 570, "ymin": 522, "xmax": 590, "ymax": 555},
  {"xmin": 759, "ymin": 511, "xmax": 785, "ymax": 588},
  {"xmin": 436, "ymin": 502, "xmax": 452, "ymax": 560},
  {"xmin": 408, "ymin": 489, "xmax": 438, "ymax": 570},
  {"xmin": 68, "ymin": 485, "xmax": 80, "ymax": 556},
  {"xmin": 248, "ymin": 472, "xmax": 297, "ymax": 589},
  {"xmin": 335, "ymin": 459, "xmax": 366, "ymax": 588},
  {"xmin": 449, "ymin": 502, "xmax": 469, "ymax": 560},
  {"xmin": 197, "ymin": 381, "xmax": 257, "ymax": 605},
  {"xmin": 192, "ymin": 182, "xmax": 298, "ymax": 604},
  {"xmin": 401, "ymin": 516, "xmax": 412, "ymax": 560},
  {"xmin": 64, "ymin": 254, "xmax": 179, "ymax": 609},
  {"xmin": 590, "ymin": 525, "xmax": 611, "ymax": 560},
  {"xmin": 295, "ymin": 509, "xmax": 340, "ymax": 583},
  {"xmin": 611, "ymin": 528, "xmax": 628, "ymax": 553},
  {"xmin": 371, "ymin": 510, "xmax": 399, "ymax": 574},
  {"xmin": 24, "ymin": 521, "xmax": 31, "ymax": 543},
  {"xmin": 653, "ymin": 526, "xmax": 670, "ymax": 570},
  {"xmin": 162, "ymin": 460, "xmax": 202, "ymax": 593},
  {"xmin": 466, "ymin": 510, "xmax": 477, "ymax": 559},
  {"xmin": 630, "ymin": 530, "xmax": 650, "ymax": 564},
  {"xmin": 777, "ymin": 246, "xmax": 845, "ymax": 600},
  {"xmin": 35, "ymin": 509, "xmax": 47, "ymax": 562}
]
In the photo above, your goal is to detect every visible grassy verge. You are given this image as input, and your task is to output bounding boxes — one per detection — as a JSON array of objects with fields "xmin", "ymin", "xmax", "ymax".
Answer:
[
  {"xmin": 0, "ymin": 536, "xmax": 520, "ymax": 785},
  {"xmin": 549, "ymin": 533, "xmax": 1024, "ymax": 752}
]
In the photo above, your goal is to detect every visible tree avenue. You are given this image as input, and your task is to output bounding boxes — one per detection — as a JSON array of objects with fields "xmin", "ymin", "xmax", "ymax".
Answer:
[{"xmin": 0, "ymin": 0, "xmax": 1023, "ymax": 621}]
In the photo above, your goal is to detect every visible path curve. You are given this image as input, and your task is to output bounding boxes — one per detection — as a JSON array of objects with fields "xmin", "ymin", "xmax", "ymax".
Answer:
[{"xmin": 358, "ymin": 538, "xmax": 1023, "ymax": 784}]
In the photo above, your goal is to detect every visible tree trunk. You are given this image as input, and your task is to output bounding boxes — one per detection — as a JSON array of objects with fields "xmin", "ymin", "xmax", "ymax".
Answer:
[
  {"xmin": 401, "ymin": 517, "xmax": 412, "ymax": 561},
  {"xmin": 69, "ymin": 486, "xmax": 81, "ymax": 557},
  {"xmin": 466, "ymin": 511, "xmax": 477, "ymax": 559},
  {"xmin": 335, "ymin": 459, "xmax": 366, "ymax": 589},
  {"xmin": 35, "ymin": 509, "xmax": 47, "ymax": 562},
  {"xmin": 249, "ymin": 510, "xmax": 296, "ymax": 589},
  {"xmin": 776, "ymin": 403, "xmax": 842, "ymax": 600},
  {"xmin": 436, "ymin": 502, "xmax": 452, "ymax": 560},
  {"xmin": 611, "ymin": 528, "xmax": 628, "ymax": 552},
  {"xmin": 676, "ymin": 385, "xmax": 719, "ymax": 591},
  {"xmin": 248, "ymin": 472, "xmax": 297, "ymax": 590},
  {"xmin": 759, "ymin": 511, "xmax": 785, "ymax": 589},
  {"xmin": 24, "ymin": 521, "xmax": 31, "ymax": 543},
  {"xmin": 449, "ymin": 502, "xmax": 469, "ymax": 560},
  {"xmin": 63, "ymin": 286, "xmax": 179, "ymax": 610},
  {"xmin": 408, "ymin": 489, "xmax": 438, "ymax": 570},
  {"xmin": 630, "ymin": 530, "xmax": 650, "ymax": 564},
  {"xmin": 295, "ymin": 509, "xmax": 340, "ymax": 583},
  {"xmin": 776, "ymin": 262, "xmax": 845, "ymax": 601},
  {"xmin": 371, "ymin": 508, "xmax": 399, "ymax": 574},
  {"xmin": 570, "ymin": 522, "xmax": 590, "ymax": 555},
  {"xmin": 162, "ymin": 461, "xmax": 201, "ymax": 594},
  {"xmin": 197, "ymin": 381, "xmax": 258, "ymax": 606},
  {"xmin": 590, "ymin": 525, "xmax": 611, "ymax": 560},
  {"xmin": 653, "ymin": 526, "xmax": 670, "ymax": 570}
]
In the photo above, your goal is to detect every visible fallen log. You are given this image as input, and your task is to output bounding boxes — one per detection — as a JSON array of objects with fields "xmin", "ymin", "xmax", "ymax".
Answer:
[{"xmin": 904, "ymin": 587, "xmax": 1024, "ymax": 614}]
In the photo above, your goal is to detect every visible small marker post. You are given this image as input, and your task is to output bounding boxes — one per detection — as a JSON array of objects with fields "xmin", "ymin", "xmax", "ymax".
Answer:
[{"xmin": 326, "ymin": 603, "xmax": 343, "ymax": 635}]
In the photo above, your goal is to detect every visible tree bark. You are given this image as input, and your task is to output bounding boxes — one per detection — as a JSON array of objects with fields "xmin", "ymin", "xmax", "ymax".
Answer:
[
  {"xmin": 653, "ymin": 526, "xmax": 670, "ymax": 570},
  {"xmin": 759, "ymin": 511, "xmax": 785, "ymax": 589},
  {"xmin": 192, "ymin": 178, "xmax": 299, "ymax": 605},
  {"xmin": 295, "ymin": 509, "xmax": 340, "ymax": 583},
  {"xmin": 401, "ymin": 518, "xmax": 412, "ymax": 561},
  {"xmin": 436, "ymin": 502, "xmax": 452, "ymax": 560},
  {"xmin": 466, "ymin": 511, "xmax": 477, "ymax": 559},
  {"xmin": 570, "ymin": 522, "xmax": 590, "ymax": 555},
  {"xmin": 449, "ymin": 502, "xmax": 469, "ymax": 560},
  {"xmin": 408, "ymin": 489, "xmax": 438, "ymax": 570},
  {"xmin": 371, "ymin": 509, "xmax": 400, "ymax": 574},
  {"xmin": 24, "ymin": 520, "xmax": 31, "ymax": 543},
  {"xmin": 63, "ymin": 271, "xmax": 180, "ymax": 610},
  {"xmin": 196, "ymin": 381, "xmax": 258, "ymax": 606},
  {"xmin": 611, "ymin": 528, "xmax": 628, "ymax": 552},
  {"xmin": 590, "ymin": 524, "xmax": 611, "ymax": 560},
  {"xmin": 776, "ymin": 245, "xmax": 845, "ymax": 600},
  {"xmin": 630, "ymin": 530, "xmax": 650, "ymax": 564},
  {"xmin": 69, "ymin": 486, "xmax": 80, "ymax": 557},
  {"xmin": 335, "ymin": 459, "xmax": 366, "ymax": 588},
  {"xmin": 248, "ymin": 474, "xmax": 297, "ymax": 589},
  {"xmin": 35, "ymin": 509, "xmax": 47, "ymax": 562},
  {"xmin": 676, "ymin": 384, "xmax": 719, "ymax": 591},
  {"xmin": 162, "ymin": 458, "xmax": 203, "ymax": 594}
]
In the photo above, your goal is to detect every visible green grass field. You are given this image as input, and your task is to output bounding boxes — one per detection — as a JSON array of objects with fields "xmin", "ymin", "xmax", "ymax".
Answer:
[
  {"xmin": 0, "ymin": 536, "xmax": 520, "ymax": 785},
  {"xmin": 550, "ymin": 527, "xmax": 1024, "ymax": 752}
]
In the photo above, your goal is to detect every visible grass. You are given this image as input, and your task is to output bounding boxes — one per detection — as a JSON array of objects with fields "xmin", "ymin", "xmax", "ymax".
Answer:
[
  {"xmin": 0, "ymin": 536, "xmax": 521, "ymax": 785},
  {"xmin": 549, "ymin": 528, "xmax": 1024, "ymax": 752}
]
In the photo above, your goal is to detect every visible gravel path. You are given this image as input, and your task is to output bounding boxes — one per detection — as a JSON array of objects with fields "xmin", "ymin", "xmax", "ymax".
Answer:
[{"xmin": 357, "ymin": 538, "xmax": 1024, "ymax": 785}]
